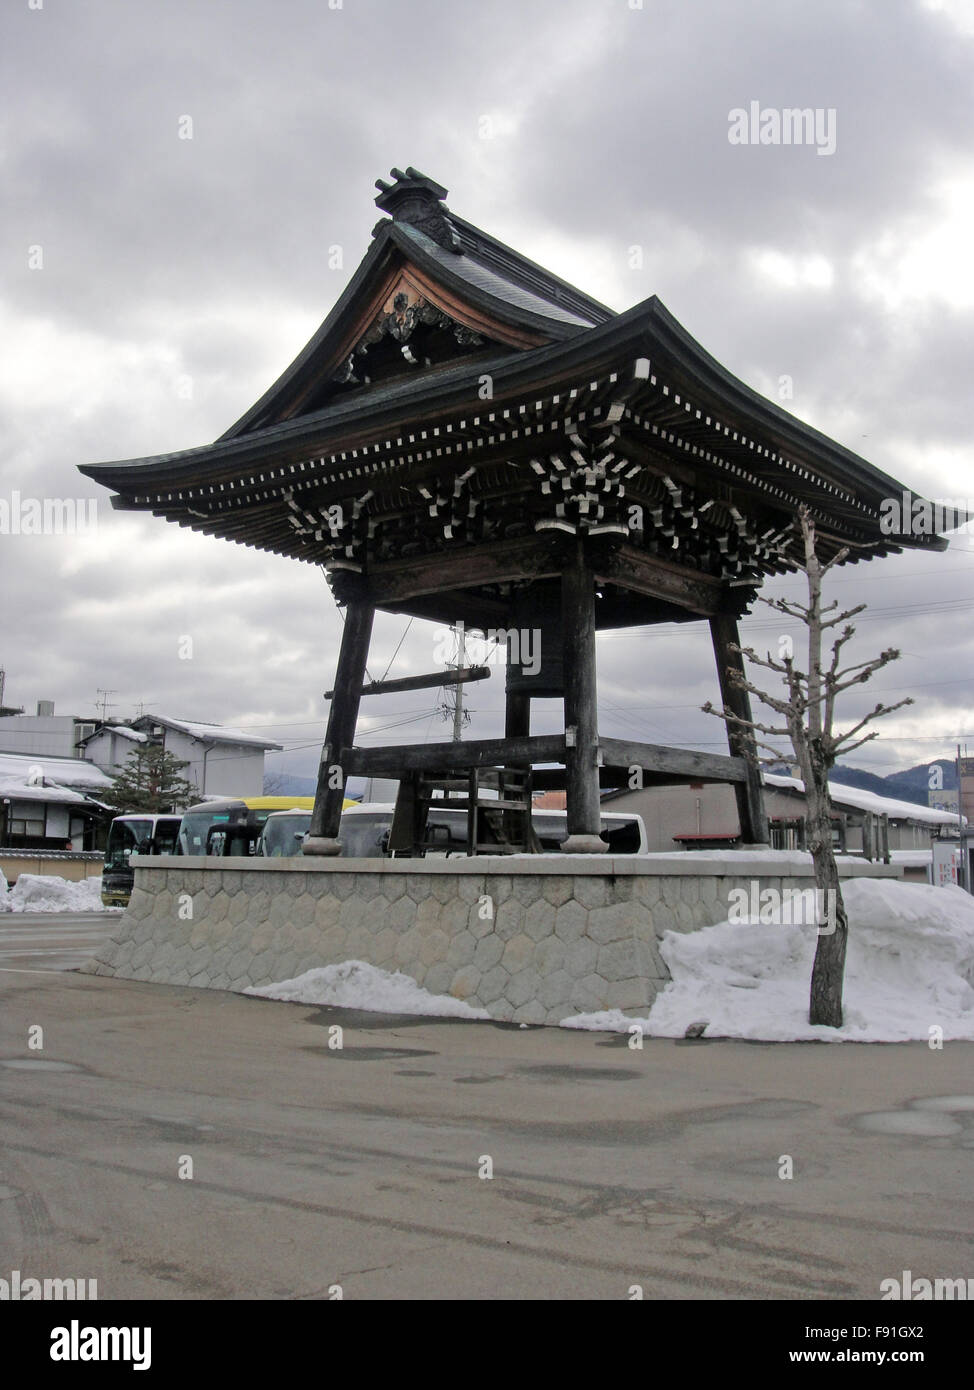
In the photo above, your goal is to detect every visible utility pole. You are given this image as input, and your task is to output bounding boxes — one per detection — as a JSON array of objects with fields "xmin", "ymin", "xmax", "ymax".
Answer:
[
  {"xmin": 452, "ymin": 622, "xmax": 466, "ymax": 742},
  {"xmin": 958, "ymin": 743, "xmax": 969, "ymax": 893}
]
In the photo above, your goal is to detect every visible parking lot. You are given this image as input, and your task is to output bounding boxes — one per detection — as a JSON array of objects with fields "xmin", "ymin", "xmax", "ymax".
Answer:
[{"xmin": 0, "ymin": 912, "xmax": 971, "ymax": 1300}]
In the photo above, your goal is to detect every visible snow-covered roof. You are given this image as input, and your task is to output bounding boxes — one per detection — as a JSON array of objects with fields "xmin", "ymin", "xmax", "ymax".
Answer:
[
  {"xmin": 0, "ymin": 752, "xmax": 114, "ymax": 790},
  {"xmin": 763, "ymin": 772, "xmax": 964, "ymax": 827},
  {"xmin": 0, "ymin": 774, "xmax": 92, "ymax": 806},
  {"xmin": 134, "ymin": 715, "xmax": 282, "ymax": 751}
]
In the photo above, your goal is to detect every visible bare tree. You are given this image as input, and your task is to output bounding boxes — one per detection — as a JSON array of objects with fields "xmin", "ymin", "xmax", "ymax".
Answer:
[{"xmin": 703, "ymin": 504, "xmax": 912, "ymax": 1027}]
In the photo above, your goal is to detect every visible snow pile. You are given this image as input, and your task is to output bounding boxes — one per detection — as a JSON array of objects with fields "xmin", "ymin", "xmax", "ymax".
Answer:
[
  {"xmin": 243, "ymin": 959, "xmax": 490, "ymax": 1019},
  {"xmin": 563, "ymin": 879, "xmax": 974, "ymax": 1042},
  {"xmin": 0, "ymin": 867, "xmax": 10, "ymax": 911},
  {"xmin": 5, "ymin": 874, "xmax": 110, "ymax": 913}
]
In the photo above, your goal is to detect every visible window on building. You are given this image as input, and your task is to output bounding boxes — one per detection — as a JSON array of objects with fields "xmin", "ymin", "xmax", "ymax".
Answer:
[{"xmin": 10, "ymin": 817, "xmax": 46, "ymax": 838}]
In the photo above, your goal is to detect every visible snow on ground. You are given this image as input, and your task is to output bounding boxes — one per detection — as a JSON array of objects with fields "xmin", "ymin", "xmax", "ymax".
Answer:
[
  {"xmin": 0, "ymin": 873, "xmax": 112, "ymax": 913},
  {"xmin": 562, "ymin": 879, "xmax": 974, "ymax": 1042},
  {"xmin": 243, "ymin": 959, "xmax": 490, "ymax": 1019}
]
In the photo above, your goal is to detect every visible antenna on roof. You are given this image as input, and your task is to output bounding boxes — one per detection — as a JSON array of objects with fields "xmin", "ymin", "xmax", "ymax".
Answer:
[{"xmin": 96, "ymin": 688, "xmax": 117, "ymax": 722}]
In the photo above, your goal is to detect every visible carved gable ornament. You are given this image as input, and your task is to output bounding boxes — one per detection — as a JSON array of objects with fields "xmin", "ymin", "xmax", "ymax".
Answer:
[{"xmin": 333, "ymin": 283, "xmax": 487, "ymax": 384}]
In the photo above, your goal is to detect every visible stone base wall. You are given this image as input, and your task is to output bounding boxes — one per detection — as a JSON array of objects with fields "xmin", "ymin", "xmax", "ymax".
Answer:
[{"xmin": 82, "ymin": 854, "xmax": 901, "ymax": 1025}]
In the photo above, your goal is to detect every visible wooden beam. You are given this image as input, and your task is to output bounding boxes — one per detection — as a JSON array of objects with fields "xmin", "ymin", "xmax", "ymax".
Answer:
[
  {"xmin": 709, "ymin": 613, "xmax": 770, "ymax": 842},
  {"xmin": 598, "ymin": 736, "xmax": 748, "ymax": 783},
  {"xmin": 342, "ymin": 734, "xmax": 566, "ymax": 778},
  {"xmin": 594, "ymin": 543, "xmax": 723, "ymax": 617},
  {"xmin": 305, "ymin": 592, "xmax": 375, "ymax": 854},
  {"xmin": 561, "ymin": 541, "xmax": 607, "ymax": 851},
  {"xmin": 362, "ymin": 534, "xmax": 565, "ymax": 605},
  {"xmin": 324, "ymin": 665, "xmax": 490, "ymax": 700}
]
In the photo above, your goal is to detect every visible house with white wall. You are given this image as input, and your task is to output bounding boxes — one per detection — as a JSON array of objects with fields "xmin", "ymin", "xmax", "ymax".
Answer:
[
  {"xmin": 604, "ymin": 771, "xmax": 960, "ymax": 862},
  {"xmin": 82, "ymin": 715, "xmax": 282, "ymax": 799},
  {"xmin": 0, "ymin": 702, "xmax": 98, "ymax": 761}
]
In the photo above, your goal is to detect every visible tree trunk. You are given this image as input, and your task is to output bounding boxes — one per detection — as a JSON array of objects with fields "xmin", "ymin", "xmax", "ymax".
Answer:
[{"xmin": 805, "ymin": 770, "xmax": 849, "ymax": 1027}]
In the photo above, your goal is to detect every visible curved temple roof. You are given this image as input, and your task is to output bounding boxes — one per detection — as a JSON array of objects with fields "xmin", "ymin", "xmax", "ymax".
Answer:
[{"xmin": 80, "ymin": 167, "xmax": 952, "ymax": 588}]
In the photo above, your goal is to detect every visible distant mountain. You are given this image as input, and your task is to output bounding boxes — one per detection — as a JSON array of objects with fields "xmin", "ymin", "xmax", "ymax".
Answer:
[
  {"xmin": 829, "ymin": 759, "xmax": 958, "ymax": 808},
  {"xmin": 262, "ymin": 773, "xmax": 318, "ymax": 796}
]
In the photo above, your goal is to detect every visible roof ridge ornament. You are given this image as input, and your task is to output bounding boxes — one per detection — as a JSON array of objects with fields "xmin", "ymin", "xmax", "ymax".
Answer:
[{"xmin": 374, "ymin": 166, "xmax": 462, "ymax": 253}]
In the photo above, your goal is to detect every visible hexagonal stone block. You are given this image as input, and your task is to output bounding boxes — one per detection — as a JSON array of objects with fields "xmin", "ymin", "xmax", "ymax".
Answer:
[
  {"xmin": 228, "ymin": 892, "xmax": 253, "ymax": 926},
  {"xmin": 414, "ymin": 897, "xmax": 445, "ymax": 934},
  {"xmin": 468, "ymin": 901, "xmax": 496, "ymax": 938},
  {"xmin": 405, "ymin": 874, "xmax": 429, "ymax": 903},
  {"xmin": 634, "ymin": 877, "xmax": 662, "ymax": 906},
  {"xmin": 572, "ymin": 876, "xmax": 609, "ymax": 910},
  {"xmin": 473, "ymin": 933, "xmax": 504, "ymax": 971},
  {"xmin": 523, "ymin": 899, "xmax": 556, "ymax": 942},
  {"xmin": 387, "ymin": 897, "xmax": 416, "ymax": 932},
  {"xmin": 564, "ymin": 935, "xmax": 599, "ymax": 978},
  {"xmin": 226, "ymin": 949, "xmax": 253, "ymax": 981},
  {"xmin": 382, "ymin": 874, "xmax": 407, "ymax": 902},
  {"xmin": 249, "ymin": 949, "xmax": 279, "ymax": 983},
  {"xmin": 597, "ymin": 939, "xmax": 649, "ymax": 983},
  {"xmin": 501, "ymin": 932, "xmax": 534, "ymax": 974},
  {"xmin": 478, "ymin": 964, "xmax": 510, "ymax": 1006},
  {"xmin": 587, "ymin": 901, "xmax": 636, "ymax": 945},
  {"xmin": 505, "ymin": 966, "xmax": 541, "ymax": 1008},
  {"xmin": 542, "ymin": 877, "xmax": 575, "ymax": 908},
  {"xmin": 533, "ymin": 935, "xmax": 566, "ymax": 976},
  {"xmin": 338, "ymin": 897, "xmax": 368, "ymax": 933},
  {"xmin": 537, "ymin": 969, "xmax": 576, "ymax": 1010},
  {"xmin": 512, "ymin": 874, "xmax": 542, "ymax": 906},
  {"xmin": 576, "ymin": 973, "xmax": 610, "ymax": 1011},
  {"xmin": 554, "ymin": 900, "xmax": 588, "ymax": 943},
  {"xmin": 371, "ymin": 926, "xmax": 398, "ymax": 964},
  {"xmin": 488, "ymin": 876, "xmax": 513, "ymax": 905},
  {"xmin": 512, "ymin": 1000, "xmax": 547, "ymax": 1025},
  {"xmin": 446, "ymin": 929, "xmax": 477, "ymax": 966},
  {"xmin": 268, "ymin": 896, "xmax": 295, "ymax": 930},
  {"xmin": 660, "ymin": 877, "xmax": 684, "ymax": 908},
  {"xmin": 606, "ymin": 977, "xmax": 651, "ymax": 1013},
  {"xmin": 450, "ymin": 964, "xmax": 481, "ymax": 999},
  {"xmin": 457, "ymin": 875, "xmax": 485, "ymax": 906},
  {"xmin": 423, "ymin": 962, "xmax": 454, "ymax": 995},
  {"xmin": 313, "ymin": 895, "xmax": 341, "ymax": 930},
  {"xmin": 419, "ymin": 929, "xmax": 450, "ymax": 968},
  {"xmin": 430, "ymin": 875, "xmax": 458, "ymax": 906}
]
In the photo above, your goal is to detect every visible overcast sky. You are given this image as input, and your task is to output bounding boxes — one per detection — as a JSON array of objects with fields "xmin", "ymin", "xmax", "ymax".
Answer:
[{"xmin": 1, "ymin": 0, "xmax": 973, "ymax": 785}]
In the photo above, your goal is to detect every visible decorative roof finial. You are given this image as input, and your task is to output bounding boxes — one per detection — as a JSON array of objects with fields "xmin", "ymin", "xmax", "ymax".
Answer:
[{"xmin": 374, "ymin": 167, "xmax": 461, "ymax": 253}]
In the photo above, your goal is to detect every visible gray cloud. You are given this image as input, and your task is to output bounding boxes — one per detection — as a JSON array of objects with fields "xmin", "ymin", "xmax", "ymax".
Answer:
[{"xmin": 1, "ymin": 0, "xmax": 972, "ymax": 783}]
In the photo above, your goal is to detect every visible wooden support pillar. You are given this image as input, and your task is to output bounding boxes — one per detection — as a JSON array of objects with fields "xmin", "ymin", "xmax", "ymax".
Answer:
[
  {"xmin": 709, "ymin": 613, "xmax": 770, "ymax": 845},
  {"xmin": 505, "ymin": 682, "xmax": 530, "ymax": 741},
  {"xmin": 304, "ymin": 586, "xmax": 375, "ymax": 856},
  {"xmin": 560, "ymin": 540, "xmax": 607, "ymax": 853}
]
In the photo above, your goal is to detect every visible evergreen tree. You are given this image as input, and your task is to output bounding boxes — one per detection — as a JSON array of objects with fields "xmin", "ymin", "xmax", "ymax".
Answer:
[{"xmin": 104, "ymin": 743, "xmax": 198, "ymax": 815}]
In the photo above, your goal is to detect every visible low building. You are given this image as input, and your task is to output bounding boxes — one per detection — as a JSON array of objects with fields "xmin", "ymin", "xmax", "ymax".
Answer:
[
  {"xmin": 0, "ymin": 751, "xmax": 114, "ymax": 851},
  {"xmin": 0, "ymin": 702, "xmax": 98, "ymax": 760},
  {"xmin": 81, "ymin": 715, "xmax": 282, "ymax": 799},
  {"xmin": 604, "ymin": 771, "xmax": 960, "ymax": 864}
]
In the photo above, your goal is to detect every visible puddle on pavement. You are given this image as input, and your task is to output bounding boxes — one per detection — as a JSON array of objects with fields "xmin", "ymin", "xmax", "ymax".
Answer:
[
  {"xmin": 911, "ymin": 1095, "xmax": 974, "ymax": 1112},
  {"xmin": 515, "ymin": 1063, "xmax": 642, "ymax": 1082},
  {"xmin": 853, "ymin": 1096, "xmax": 974, "ymax": 1139},
  {"xmin": 1, "ymin": 1059, "xmax": 83, "ymax": 1072},
  {"xmin": 303, "ymin": 1045, "xmax": 438, "ymax": 1062}
]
